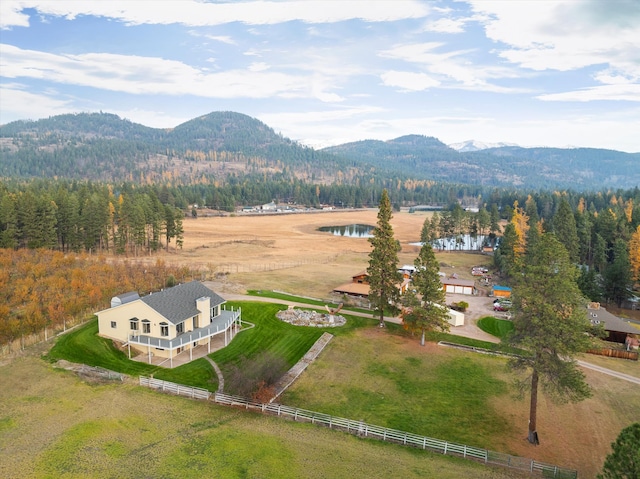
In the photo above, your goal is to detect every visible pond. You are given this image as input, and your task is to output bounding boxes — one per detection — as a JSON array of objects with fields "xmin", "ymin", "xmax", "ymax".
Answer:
[
  {"xmin": 410, "ymin": 234, "xmax": 490, "ymax": 251},
  {"xmin": 318, "ymin": 224, "xmax": 375, "ymax": 238}
]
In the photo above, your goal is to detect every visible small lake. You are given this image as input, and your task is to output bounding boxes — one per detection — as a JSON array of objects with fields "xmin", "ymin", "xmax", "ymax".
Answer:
[{"xmin": 318, "ymin": 224, "xmax": 375, "ymax": 238}]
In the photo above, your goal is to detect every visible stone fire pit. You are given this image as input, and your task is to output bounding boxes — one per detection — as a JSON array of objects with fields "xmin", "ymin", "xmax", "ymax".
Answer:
[{"xmin": 276, "ymin": 308, "xmax": 346, "ymax": 327}]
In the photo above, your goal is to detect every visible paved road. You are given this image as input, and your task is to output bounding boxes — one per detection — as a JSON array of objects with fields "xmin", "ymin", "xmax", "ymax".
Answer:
[{"xmin": 223, "ymin": 293, "xmax": 640, "ymax": 386}]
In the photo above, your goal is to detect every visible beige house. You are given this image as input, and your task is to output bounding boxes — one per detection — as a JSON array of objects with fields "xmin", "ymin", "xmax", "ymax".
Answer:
[{"xmin": 96, "ymin": 281, "xmax": 241, "ymax": 367}]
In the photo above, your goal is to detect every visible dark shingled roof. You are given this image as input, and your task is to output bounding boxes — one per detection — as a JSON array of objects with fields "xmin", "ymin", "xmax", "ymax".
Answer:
[{"xmin": 140, "ymin": 281, "xmax": 226, "ymax": 325}]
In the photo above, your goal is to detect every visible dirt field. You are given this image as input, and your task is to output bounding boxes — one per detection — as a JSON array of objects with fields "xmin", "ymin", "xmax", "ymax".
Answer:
[{"xmin": 151, "ymin": 209, "xmax": 494, "ymax": 299}]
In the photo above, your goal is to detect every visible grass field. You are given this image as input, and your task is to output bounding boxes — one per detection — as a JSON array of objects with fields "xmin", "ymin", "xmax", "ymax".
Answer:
[{"xmin": 1, "ymin": 355, "xmax": 532, "ymax": 479}]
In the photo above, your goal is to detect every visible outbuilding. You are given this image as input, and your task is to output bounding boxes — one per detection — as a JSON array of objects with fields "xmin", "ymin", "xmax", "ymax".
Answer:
[
  {"xmin": 447, "ymin": 308, "xmax": 465, "ymax": 327},
  {"xmin": 492, "ymin": 285, "xmax": 512, "ymax": 298},
  {"xmin": 440, "ymin": 277, "xmax": 476, "ymax": 295}
]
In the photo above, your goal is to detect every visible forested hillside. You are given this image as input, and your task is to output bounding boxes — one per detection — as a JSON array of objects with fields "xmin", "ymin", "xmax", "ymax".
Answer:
[
  {"xmin": 323, "ymin": 137, "xmax": 640, "ymax": 190},
  {"xmin": 0, "ymin": 112, "xmax": 349, "ymax": 184},
  {"xmin": 2, "ymin": 111, "xmax": 639, "ymax": 190}
]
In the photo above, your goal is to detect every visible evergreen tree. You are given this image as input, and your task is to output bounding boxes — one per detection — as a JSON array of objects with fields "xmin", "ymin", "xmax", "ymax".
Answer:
[
  {"xmin": 603, "ymin": 239, "xmax": 632, "ymax": 307},
  {"xmin": 495, "ymin": 222, "xmax": 519, "ymax": 276},
  {"xmin": 552, "ymin": 197, "xmax": 580, "ymax": 262},
  {"xmin": 401, "ymin": 243, "xmax": 449, "ymax": 345},
  {"xmin": 577, "ymin": 267, "xmax": 603, "ymax": 302},
  {"xmin": 0, "ymin": 192, "xmax": 18, "ymax": 249},
  {"xmin": 490, "ymin": 204, "xmax": 501, "ymax": 234},
  {"xmin": 576, "ymin": 209, "xmax": 593, "ymax": 265},
  {"xmin": 598, "ymin": 422, "xmax": 640, "ymax": 479},
  {"xmin": 593, "ymin": 233, "xmax": 609, "ymax": 272},
  {"xmin": 629, "ymin": 225, "xmax": 640, "ymax": 283},
  {"xmin": 477, "ymin": 206, "xmax": 490, "ymax": 237},
  {"xmin": 506, "ymin": 233, "xmax": 593, "ymax": 445},
  {"xmin": 419, "ymin": 215, "xmax": 434, "ymax": 244},
  {"xmin": 367, "ymin": 189, "xmax": 402, "ymax": 327}
]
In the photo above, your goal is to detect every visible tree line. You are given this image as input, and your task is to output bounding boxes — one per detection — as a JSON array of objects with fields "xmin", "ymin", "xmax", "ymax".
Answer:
[
  {"xmin": 0, "ymin": 181, "xmax": 184, "ymax": 255},
  {"xmin": 495, "ymin": 195, "xmax": 640, "ymax": 307}
]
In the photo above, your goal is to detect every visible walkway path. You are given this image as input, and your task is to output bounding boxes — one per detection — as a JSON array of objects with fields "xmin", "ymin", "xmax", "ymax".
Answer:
[
  {"xmin": 205, "ymin": 357, "xmax": 225, "ymax": 392},
  {"xmin": 577, "ymin": 360, "xmax": 640, "ymax": 385},
  {"xmin": 271, "ymin": 332, "xmax": 333, "ymax": 401}
]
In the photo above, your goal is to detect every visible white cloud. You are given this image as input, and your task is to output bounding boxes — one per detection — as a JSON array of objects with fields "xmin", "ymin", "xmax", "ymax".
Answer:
[
  {"xmin": 0, "ymin": 44, "xmax": 342, "ymax": 102},
  {"xmin": 425, "ymin": 18, "xmax": 466, "ymax": 34},
  {"xmin": 380, "ymin": 71, "xmax": 440, "ymax": 91},
  {"xmin": 467, "ymin": 0, "xmax": 640, "ymax": 77},
  {"xmin": 248, "ymin": 62, "xmax": 269, "ymax": 72},
  {"xmin": 202, "ymin": 35, "xmax": 236, "ymax": 45},
  {"xmin": 537, "ymin": 84, "xmax": 640, "ymax": 102},
  {"xmin": 0, "ymin": 85, "xmax": 75, "ymax": 123},
  {"xmin": 379, "ymin": 42, "xmax": 525, "ymax": 92},
  {"xmin": 1, "ymin": 0, "xmax": 430, "ymax": 29}
]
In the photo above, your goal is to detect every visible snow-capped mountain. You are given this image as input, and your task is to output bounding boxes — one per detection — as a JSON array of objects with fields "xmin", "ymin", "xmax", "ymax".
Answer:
[{"xmin": 448, "ymin": 140, "xmax": 518, "ymax": 152}]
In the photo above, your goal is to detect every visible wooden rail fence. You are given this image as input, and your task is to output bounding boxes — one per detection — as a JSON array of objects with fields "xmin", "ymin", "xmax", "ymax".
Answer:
[{"xmin": 138, "ymin": 377, "xmax": 578, "ymax": 478}]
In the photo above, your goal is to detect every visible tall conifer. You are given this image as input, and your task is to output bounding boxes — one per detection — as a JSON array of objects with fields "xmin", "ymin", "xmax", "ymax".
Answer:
[{"xmin": 367, "ymin": 189, "xmax": 401, "ymax": 327}]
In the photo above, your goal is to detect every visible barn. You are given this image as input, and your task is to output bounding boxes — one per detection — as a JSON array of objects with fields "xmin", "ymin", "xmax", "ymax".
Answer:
[{"xmin": 440, "ymin": 277, "xmax": 476, "ymax": 295}]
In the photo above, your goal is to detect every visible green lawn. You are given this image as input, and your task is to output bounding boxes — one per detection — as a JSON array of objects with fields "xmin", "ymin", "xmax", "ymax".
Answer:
[
  {"xmin": 281, "ymin": 329, "xmax": 514, "ymax": 450},
  {"xmin": 211, "ymin": 301, "xmax": 376, "ymax": 384},
  {"xmin": 45, "ymin": 301, "xmax": 376, "ymax": 392},
  {"xmin": 246, "ymin": 289, "xmax": 372, "ymax": 314},
  {"xmin": 0, "ymin": 356, "xmax": 526, "ymax": 479},
  {"xmin": 476, "ymin": 316, "xmax": 515, "ymax": 339},
  {"xmin": 46, "ymin": 319, "xmax": 218, "ymax": 390}
]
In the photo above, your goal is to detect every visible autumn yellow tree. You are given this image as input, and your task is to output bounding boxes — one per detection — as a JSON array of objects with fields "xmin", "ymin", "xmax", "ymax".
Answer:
[{"xmin": 511, "ymin": 201, "xmax": 530, "ymax": 258}]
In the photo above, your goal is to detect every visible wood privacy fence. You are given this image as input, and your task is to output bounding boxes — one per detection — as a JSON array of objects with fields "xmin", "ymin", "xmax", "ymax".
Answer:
[
  {"xmin": 587, "ymin": 348, "xmax": 638, "ymax": 360},
  {"xmin": 138, "ymin": 377, "xmax": 578, "ymax": 478}
]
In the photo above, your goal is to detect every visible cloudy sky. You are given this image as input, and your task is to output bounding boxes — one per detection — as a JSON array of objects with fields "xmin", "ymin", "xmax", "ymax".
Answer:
[{"xmin": 1, "ymin": 0, "xmax": 639, "ymax": 152}]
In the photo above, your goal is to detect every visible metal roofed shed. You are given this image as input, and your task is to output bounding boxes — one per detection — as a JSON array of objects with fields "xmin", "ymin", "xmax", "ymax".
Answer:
[{"xmin": 491, "ymin": 285, "xmax": 512, "ymax": 298}]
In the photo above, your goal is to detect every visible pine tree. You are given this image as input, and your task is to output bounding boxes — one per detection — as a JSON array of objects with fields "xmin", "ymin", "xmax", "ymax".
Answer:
[
  {"xmin": 507, "ymin": 233, "xmax": 593, "ymax": 445},
  {"xmin": 629, "ymin": 225, "xmax": 640, "ymax": 283},
  {"xmin": 367, "ymin": 189, "xmax": 402, "ymax": 327},
  {"xmin": 603, "ymin": 239, "xmax": 632, "ymax": 307},
  {"xmin": 598, "ymin": 422, "xmax": 640, "ymax": 479},
  {"xmin": 401, "ymin": 243, "xmax": 449, "ymax": 345},
  {"xmin": 552, "ymin": 197, "xmax": 580, "ymax": 262}
]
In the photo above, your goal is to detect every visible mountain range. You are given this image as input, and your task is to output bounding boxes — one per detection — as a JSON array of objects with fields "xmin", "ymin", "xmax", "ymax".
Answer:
[
  {"xmin": 447, "ymin": 140, "xmax": 518, "ymax": 152},
  {"xmin": 1, "ymin": 111, "xmax": 638, "ymax": 191}
]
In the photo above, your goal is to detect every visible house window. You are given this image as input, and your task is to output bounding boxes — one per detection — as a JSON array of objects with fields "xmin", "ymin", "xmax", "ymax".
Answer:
[
  {"xmin": 160, "ymin": 322, "xmax": 169, "ymax": 337},
  {"xmin": 130, "ymin": 318, "xmax": 139, "ymax": 331},
  {"xmin": 176, "ymin": 322, "xmax": 184, "ymax": 334},
  {"xmin": 110, "ymin": 321, "xmax": 117, "ymax": 329},
  {"xmin": 142, "ymin": 320, "xmax": 150, "ymax": 334}
]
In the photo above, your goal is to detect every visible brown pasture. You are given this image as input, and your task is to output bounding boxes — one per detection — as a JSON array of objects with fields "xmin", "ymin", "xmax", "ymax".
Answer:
[{"xmin": 151, "ymin": 209, "xmax": 492, "ymax": 298}]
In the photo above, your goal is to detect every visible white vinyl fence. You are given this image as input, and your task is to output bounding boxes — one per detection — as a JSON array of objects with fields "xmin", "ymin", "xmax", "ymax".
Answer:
[{"xmin": 138, "ymin": 377, "xmax": 578, "ymax": 478}]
